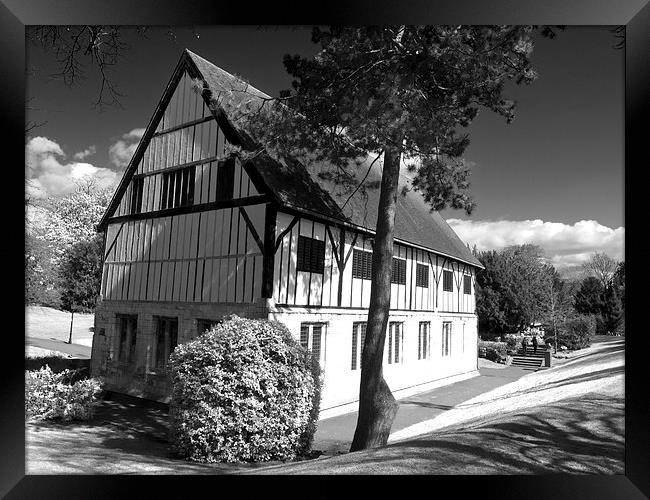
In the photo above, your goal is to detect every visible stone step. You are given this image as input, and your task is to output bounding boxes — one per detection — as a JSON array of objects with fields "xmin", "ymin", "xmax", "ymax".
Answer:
[{"xmin": 510, "ymin": 358, "xmax": 544, "ymax": 366}]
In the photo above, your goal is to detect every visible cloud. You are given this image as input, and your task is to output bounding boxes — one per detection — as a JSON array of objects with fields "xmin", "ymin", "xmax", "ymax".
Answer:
[
  {"xmin": 447, "ymin": 218, "xmax": 624, "ymax": 273},
  {"xmin": 108, "ymin": 128, "xmax": 146, "ymax": 168},
  {"xmin": 26, "ymin": 136, "xmax": 120, "ymax": 198},
  {"xmin": 73, "ymin": 145, "xmax": 96, "ymax": 160}
]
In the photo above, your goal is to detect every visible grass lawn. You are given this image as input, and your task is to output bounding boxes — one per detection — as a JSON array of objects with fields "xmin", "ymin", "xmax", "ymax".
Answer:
[
  {"xmin": 25, "ymin": 337, "xmax": 624, "ymax": 475},
  {"xmin": 26, "ymin": 346, "xmax": 69, "ymax": 359},
  {"xmin": 26, "ymin": 306, "xmax": 94, "ymax": 347}
]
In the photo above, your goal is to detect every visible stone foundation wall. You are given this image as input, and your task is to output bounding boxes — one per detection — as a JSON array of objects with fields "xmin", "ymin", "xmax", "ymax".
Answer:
[{"xmin": 91, "ymin": 298, "xmax": 269, "ymax": 401}]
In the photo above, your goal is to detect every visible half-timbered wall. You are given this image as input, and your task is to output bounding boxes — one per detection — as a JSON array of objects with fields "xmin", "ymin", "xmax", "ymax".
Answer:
[
  {"xmin": 102, "ymin": 204, "xmax": 265, "ymax": 304},
  {"xmin": 272, "ymin": 211, "xmax": 476, "ymax": 313},
  {"xmin": 113, "ymin": 70, "xmax": 259, "ymax": 219}
]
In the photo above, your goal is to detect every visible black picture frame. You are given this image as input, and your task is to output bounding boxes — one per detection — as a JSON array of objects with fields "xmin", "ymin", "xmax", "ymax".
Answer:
[{"xmin": 5, "ymin": 0, "xmax": 647, "ymax": 497}]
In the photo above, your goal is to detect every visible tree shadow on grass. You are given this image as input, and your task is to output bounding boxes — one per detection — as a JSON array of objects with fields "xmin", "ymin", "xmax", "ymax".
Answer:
[
  {"xmin": 255, "ymin": 394, "xmax": 624, "ymax": 475},
  {"xmin": 450, "ymin": 364, "xmax": 624, "ymax": 413}
]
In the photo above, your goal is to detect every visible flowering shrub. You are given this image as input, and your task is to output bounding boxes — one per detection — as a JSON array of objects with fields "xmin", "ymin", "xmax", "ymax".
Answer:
[
  {"xmin": 477, "ymin": 341, "xmax": 508, "ymax": 362},
  {"xmin": 502, "ymin": 334, "xmax": 523, "ymax": 354},
  {"xmin": 168, "ymin": 315, "xmax": 322, "ymax": 463},
  {"xmin": 25, "ymin": 365, "xmax": 103, "ymax": 422}
]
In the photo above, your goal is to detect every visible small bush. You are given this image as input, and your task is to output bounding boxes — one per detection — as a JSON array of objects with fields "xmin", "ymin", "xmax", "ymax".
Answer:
[
  {"xmin": 25, "ymin": 365, "xmax": 103, "ymax": 421},
  {"xmin": 168, "ymin": 315, "xmax": 322, "ymax": 463},
  {"xmin": 502, "ymin": 334, "xmax": 523, "ymax": 354},
  {"xmin": 478, "ymin": 341, "xmax": 507, "ymax": 363}
]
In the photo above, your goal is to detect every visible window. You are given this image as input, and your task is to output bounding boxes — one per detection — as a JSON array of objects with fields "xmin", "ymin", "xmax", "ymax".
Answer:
[
  {"xmin": 300, "ymin": 323, "xmax": 326, "ymax": 365},
  {"xmin": 197, "ymin": 318, "xmax": 222, "ymax": 335},
  {"xmin": 416, "ymin": 263, "xmax": 429, "ymax": 288},
  {"xmin": 130, "ymin": 177, "xmax": 144, "ymax": 214},
  {"xmin": 443, "ymin": 270, "xmax": 453, "ymax": 292},
  {"xmin": 418, "ymin": 322, "xmax": 431, "ymax": 360},
  {"xmin": 154, "ymin": 317, "xmax": 178, "ymax": 369},
  {"xmin": 442, "ymin": 321, "xmax": 452, "ymax": 357},
  {"xmin": 391, "ymin": 258, "xmax": 407, "ymax": 285},
  {"xmin": 116, "ymin": 314, "xmax": 137, "ymax": 363},
  {"xmin": 296, "ymin": 236, "xmax": 325, "ymax": 274},
  {"xmin": 215, "ymin": 159, "xmax": 236, "ymax": 201},
  {"xmin": 352, "ymin": 249, "xmax": 373, "ymax": 280},
  {"xmin": 464, "ymin": 275, "xmax": 472, "ymax": 294},
  {"xmin": 161, "ymin": 165, "xmax": 195, "ymax": 210},
  {"xmin": 387, "ymin": 322, "xmax": 403, "ymax": 364},
  {"xmin": 351, "ymin": 322, "xmax": 367, "ymax": 370}
]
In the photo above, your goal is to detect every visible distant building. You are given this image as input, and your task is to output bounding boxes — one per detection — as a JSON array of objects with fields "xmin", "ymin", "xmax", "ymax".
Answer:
[{"xmin": 90, "ymin": 50, "xmax": 484, "ymax": 417}]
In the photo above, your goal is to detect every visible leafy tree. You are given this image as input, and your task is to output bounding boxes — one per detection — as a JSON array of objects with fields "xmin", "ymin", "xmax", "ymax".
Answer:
[
  {"xmin": 25, "ymin": 232, "xmax": 60, "ymax": 307},
  {"xmin": 58, "ymin": 235, "xmax": 104, "ymax": 343},
  {"xmin": 26, "ymin": 181, "xmax": 111, "ymax": 309},
  {"xmin": 476, "ymin": 245, "xmax": 553, "ymax": 339},
  {"xmin": 612, "ymin": 261, "xmax": 625, "ymax": 309},
  {"xmin": 541, "ymin": 265, "xmax": 578, "ymax": 352},
  {"xmin": 231, "ymin": 26, "xmax": 559, "ymax": 450},
  {"xmin": 572, "ymin": 275, "xmax": 623, "ymax": 335}
]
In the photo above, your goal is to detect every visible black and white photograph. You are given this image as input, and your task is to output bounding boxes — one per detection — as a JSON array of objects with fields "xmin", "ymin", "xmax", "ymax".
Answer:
[{"xmin": 10, "ymin": 7, "xmax": 646, "ymax": 493}]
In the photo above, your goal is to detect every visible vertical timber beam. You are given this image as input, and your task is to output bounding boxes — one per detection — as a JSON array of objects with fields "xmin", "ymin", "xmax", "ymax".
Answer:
[{"xmin": 261, "ymin": 203, "xmax": 278, "ymax": 299}]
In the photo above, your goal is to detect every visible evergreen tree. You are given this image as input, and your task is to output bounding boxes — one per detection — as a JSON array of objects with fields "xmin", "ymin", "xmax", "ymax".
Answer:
[{"xmin": 228, "ymin": 25, "xmax": 560, "ymax": 450}]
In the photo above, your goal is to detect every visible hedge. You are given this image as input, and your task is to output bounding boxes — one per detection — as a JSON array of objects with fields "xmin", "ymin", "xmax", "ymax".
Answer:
[
  {"xmin": 25, "ymin": 365, "xmax": 103, "ymax": 422},
  {"xmin": 168, "ymin": 315, "xmax": 322, "ymax": 463},
  {"xmin": 478, "ymin": 340, "xmax": 508, "ymax": 363}
]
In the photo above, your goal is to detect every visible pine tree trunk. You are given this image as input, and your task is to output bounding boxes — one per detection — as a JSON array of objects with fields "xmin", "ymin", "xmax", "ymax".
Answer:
[{"xmin": 350, "ymin": 146, "xmax": 401, "ymax": 451}]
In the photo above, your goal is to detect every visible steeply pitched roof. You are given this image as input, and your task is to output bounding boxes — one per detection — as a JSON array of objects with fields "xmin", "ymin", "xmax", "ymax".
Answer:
[
  {"xmin": 101, "ymin": 49, "xmax": 482, "ymax": 268},
  {"xmin": 187, "ymin": 51, "xmax": 482, "ymax": 268}
]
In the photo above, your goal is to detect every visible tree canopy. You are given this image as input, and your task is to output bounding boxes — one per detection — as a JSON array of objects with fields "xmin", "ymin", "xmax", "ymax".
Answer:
[
  {"xmin": 26, "ymin": 180, "xmax": 111, "ymax": 308},
  {"xmin": 233, "ymin": 25, "xmax": 561, "ymax": 450},
  {"xmin": 240, "ymin": 26, "xmax": 559, "ymax": 216},
  {"xmin": 475, "ymin": 244, "xmax": 553, "ymax": 337}
]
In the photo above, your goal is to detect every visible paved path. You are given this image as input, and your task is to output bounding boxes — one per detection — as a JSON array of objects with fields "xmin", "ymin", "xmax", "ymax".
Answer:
[
  {"xmin": 25, "ymin": 337, "xmax": 92, "ymax": 359},
  {"xmin": 313, "ymin": 365, "xmax": 530, "ymax": 455}
]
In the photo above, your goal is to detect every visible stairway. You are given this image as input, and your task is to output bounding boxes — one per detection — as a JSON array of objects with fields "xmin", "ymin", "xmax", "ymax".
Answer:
[{"xmin": 510, "ymin": 347, "xmax": 546, "ymax": 369}]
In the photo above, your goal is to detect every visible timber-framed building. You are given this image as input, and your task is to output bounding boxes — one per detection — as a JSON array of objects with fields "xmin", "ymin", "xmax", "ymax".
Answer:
[{"xmin": 90, "ymin": 50, "xmax": 484, "ymax": 417}]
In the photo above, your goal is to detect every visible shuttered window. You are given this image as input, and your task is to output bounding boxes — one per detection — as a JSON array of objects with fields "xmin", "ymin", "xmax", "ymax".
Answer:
[
  {"xmin": 391, "ymin": 258, "xmax": 407, "ymax": 285},
  {"xmin": 416, "ymin": 263, "xmax": 429, "ymax": 288},
  {"xmin": 352, "ymin": 249, "xmax": 373, "ymax": 280},
  {"xmin": 215, "ymin": 159, "xmax": 236, "ymax": 201},
  {"xmin": 351, "ymin": 322, "xmax": 367, "ymax": 370},
  {"xmin": 443, "ymin": 270, "xmax": 453, "ymax": 292},
  {"xmin": 464, "ymin": 275, "xmax": 472, "ymax": 294},
  {"xmin": 297, "ymin": 236, "xmax": 325, "ymax": 274},
  {"xmin": 160, "ymin": 165, "xmax": 196, "ymax": 210}
]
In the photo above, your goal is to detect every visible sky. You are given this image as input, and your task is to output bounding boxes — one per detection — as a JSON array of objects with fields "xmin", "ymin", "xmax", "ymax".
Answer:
[{"xmin": 25, "ymin": 26, "xmax": 624, "ymax": 276}]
